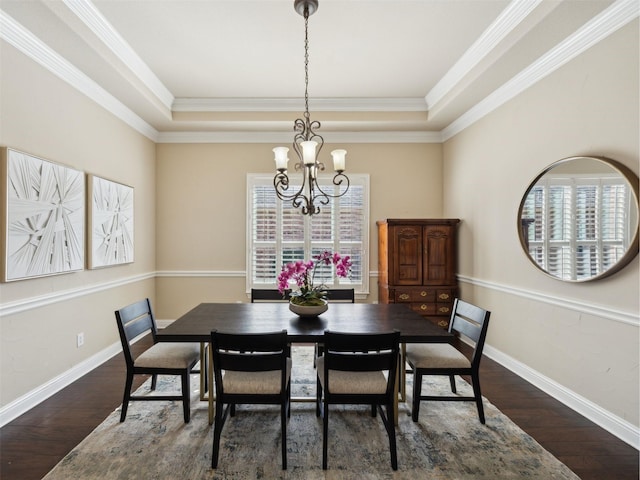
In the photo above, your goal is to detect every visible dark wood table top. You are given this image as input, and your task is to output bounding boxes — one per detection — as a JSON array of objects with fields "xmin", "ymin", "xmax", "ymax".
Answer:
[{"xmin": 157, "ymin": 302, "xmax": 453, "ymax": 343}]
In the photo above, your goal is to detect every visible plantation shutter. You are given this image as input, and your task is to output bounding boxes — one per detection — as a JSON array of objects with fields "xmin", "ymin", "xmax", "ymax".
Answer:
[
  {"xmin": 521, "ymin": 175, "xmax": 630, "ymax": 280},
  {"xmin": 247, "ymin": 174, "xmax": 369, "ymax": 293}
]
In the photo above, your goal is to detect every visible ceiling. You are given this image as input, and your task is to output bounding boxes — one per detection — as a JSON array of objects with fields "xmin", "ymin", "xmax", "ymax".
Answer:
[{"xmin": 1, "ymin": 0, "xmax": 635, "ymax": 142}]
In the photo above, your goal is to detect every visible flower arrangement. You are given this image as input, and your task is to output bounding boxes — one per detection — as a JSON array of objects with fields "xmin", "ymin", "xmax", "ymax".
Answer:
[{"xmin": 277, "ymin": 251, "xmax": 352, "ymax": 306}]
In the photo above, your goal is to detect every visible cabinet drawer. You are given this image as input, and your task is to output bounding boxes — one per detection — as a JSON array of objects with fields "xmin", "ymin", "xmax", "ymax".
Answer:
[
  {"xmin": 409, "ymin": 302, "xmax": 453, "ymax": 317},
  {"xmin": 394, "ymin": 288, "xmax": 436, "ymax": 303},
  {"xmin": 436, "ymin": 289, "xmax": 455, "ymax": 303}
]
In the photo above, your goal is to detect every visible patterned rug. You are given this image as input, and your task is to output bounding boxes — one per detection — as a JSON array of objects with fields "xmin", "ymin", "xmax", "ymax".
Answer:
[{"xmin": 43, "ymin": 346, "xmax": 579, "ymax": 479}]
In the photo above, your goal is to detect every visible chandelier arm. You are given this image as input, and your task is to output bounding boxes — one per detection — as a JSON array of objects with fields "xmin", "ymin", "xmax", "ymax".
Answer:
[
  {"xmin": 274, "ymin": 171, "xmax": 306, "ymax": 202},
  {"xmin": 310, "ymin": 172, "xmax": 351, "ymax": 200}
]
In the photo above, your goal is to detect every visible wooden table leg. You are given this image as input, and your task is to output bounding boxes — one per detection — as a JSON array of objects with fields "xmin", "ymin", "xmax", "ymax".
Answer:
[
  {"xmin": 208, "ymin": 342, "xmax": 214, "ymax": 425},
  {"xmin": 199, "ymin": 342, "xmax": 207, "ymax": 401},
  {"xmin": 400, "ymin": 342, "xmax": 407, "ymax": 402}
]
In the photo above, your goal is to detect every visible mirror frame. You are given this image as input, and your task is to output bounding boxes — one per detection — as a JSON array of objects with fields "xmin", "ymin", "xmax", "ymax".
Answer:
[{"xmin": 518, "ymin": 156, "xmax": 639, "ymax": 282}]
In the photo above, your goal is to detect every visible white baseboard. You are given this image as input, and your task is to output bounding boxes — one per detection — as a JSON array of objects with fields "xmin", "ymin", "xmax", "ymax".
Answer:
[
  {"xmin": 0, "ymin": 342, "xmax": 121, "ymax": 427},
  {"xmin": 0, "ymin": 333, "xmax": 143, "ymax": 428},
  {"xmin": 482, "ymin": 343, "xmax": 640, "ymax": 450}
]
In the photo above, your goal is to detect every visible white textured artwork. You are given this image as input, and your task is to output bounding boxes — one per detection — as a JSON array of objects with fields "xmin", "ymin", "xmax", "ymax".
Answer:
[
  {"xmin": 1, "ymin": 148, "xmax": 85, "ymax": 282},
  {"xmin": 88, "ymin": 175, "xmax": 134, "ymax": 269}
]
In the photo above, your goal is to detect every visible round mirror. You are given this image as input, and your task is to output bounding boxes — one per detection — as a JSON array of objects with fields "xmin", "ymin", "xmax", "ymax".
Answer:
[{"xmin": 518, "ymin": 156, "xmax": 639, "ymax": 282}]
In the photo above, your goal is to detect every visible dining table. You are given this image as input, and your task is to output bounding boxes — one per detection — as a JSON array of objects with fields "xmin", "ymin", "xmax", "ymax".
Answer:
[{"xmin": 156, "ymin": 302, "xmax": 453, "ymax": 424}]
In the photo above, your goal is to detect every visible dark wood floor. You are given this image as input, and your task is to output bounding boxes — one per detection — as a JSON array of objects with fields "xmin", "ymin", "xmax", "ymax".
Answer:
[{"xmin": 0, "ymin": 335, "xmax": 637, "ymax": 480}]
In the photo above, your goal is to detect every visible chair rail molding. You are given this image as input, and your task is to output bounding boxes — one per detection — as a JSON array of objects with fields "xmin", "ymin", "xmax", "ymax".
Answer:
[
  {"xmin": 457, "ymin": 274, "xmax": 639, "ymax": 327},
  {"xmin": 0, "ymin": 272, "xmax": 155, "ymax": 317}
]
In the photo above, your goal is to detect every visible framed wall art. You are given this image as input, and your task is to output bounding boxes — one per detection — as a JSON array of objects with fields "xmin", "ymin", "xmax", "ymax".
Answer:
[
  {"xmin": 87, "ymin": 174, "xmax": 134, "ymax": 269},
  {"xmin": 1, "ymin": 147, "xmax": 85, "ymax": 282}
]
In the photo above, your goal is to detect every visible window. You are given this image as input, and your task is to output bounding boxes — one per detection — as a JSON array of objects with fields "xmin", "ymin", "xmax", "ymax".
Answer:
[
  {"xmin": 247, "ymin": 174, "xmax": 369, "ymax": 293},
  {"xmin": 521, "ymin": 174, "xmax": 631, "ymax": 280}
]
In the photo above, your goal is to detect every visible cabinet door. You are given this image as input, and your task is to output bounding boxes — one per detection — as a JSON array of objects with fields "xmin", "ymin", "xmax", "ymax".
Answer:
[
  {"xmin": 391, "ymin": 225, "xmax": 423, "ymax": 285},
  {"xmin": 423, "ymin": 224, "xmax": 456, "ymax": 285}
]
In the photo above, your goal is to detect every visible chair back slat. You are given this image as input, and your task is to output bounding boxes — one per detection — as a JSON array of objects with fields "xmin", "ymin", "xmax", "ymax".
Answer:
[
  {"xmin": 217, "ymin": 351, "xmax": 284, "ymax": 372},
  {"xmin": 324, "ymin": 288, "xmax": 355, "ymax": 303},
  {"xmin": 323, "ymin": 330, "xmax": 400, "ymax": 390},
  {"xmin": 327, "ymin": 351, "xmax": 396, "ymax": 372},
  {"xmin": 211, "ymin": 330, "xmax": 289, "ymax": 381},
  {"xmin": 251, "ymin": 289, "xmax": 290, "ymax": 302},
  {"xmin": 115, "ymin": 298, "xmax": 157, "ymax": 366},
  {"xmin": 324, "ymin": 330, "xmax": 398, "ymax": 352},
  {"xmin": 449, "ymin": 298, "xmax": 491, "ymax": 366}
]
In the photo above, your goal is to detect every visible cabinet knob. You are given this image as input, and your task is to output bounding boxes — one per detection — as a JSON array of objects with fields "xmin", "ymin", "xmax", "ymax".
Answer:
[
  {"xmin": 420, "ymin": 304, "xmax": 427, "ymax": 310},
  {"xmin": 399, "ymin": 293, "xmax": 409, "ymax": 300},
  {"xmin": 438, "ymin": 306, "xmax": 450, "ymax": 313},
  {"xmin": 438, "ymin": 320, "xmax": 449, "ymax": 327},
  {"xmin": 438, "ymin": 293, "xmax": 450, "ymax": 300},
  {"xmin": 420, "ymin": 291, "xmax": 427, "ymax": 297}
]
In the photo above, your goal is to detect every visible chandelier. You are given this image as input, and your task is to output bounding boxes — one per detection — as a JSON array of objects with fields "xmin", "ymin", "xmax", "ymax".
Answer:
[{"xmin": 272, "ymin": 0, "xmax": 350, "ymax": 216}]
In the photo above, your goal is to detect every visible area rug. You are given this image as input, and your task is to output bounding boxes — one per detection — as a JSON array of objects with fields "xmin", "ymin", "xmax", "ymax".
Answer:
[{"xmin": 43, "ymin": 346, "xmax": 579, "ymax": 479}]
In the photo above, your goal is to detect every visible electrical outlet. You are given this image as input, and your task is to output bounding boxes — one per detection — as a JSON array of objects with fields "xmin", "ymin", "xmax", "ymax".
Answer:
[{"xmin": 77, "ymin": 332, "xmax": 84, "ymax": 348}]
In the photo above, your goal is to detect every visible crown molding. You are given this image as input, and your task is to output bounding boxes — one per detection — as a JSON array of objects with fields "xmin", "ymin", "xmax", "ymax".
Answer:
[
  {"xmin": 425, "ymin": 0, "xmax": 542, "ymax": 110},
  {"xmin": 0, "ymin": 10, "xmax": 159, "ymax": 142},
  {"xmin": 441, "ymin": 0, "xmax": 640, "ymax": 141},
  {"xmin": 172, "ymin": 97, "xmax": 428, "ymax": 112},
  {"xmin": 61, "ymin": 0, "xmax": 174, "ymax": 111},
  {"xmin": 156, "ymin": 130, "xmax": 441, "ymax": 144}
]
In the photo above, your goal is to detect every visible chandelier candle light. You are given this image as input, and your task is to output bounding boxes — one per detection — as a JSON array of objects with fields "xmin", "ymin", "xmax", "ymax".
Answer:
[{"xmin": 272, "ymin": 0, "xmax": 350, "ymax": 216}]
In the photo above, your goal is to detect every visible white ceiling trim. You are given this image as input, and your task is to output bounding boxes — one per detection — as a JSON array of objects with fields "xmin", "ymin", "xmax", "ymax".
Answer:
[
  {"xmin": 0, "ymin": 9, "xmax": 159, "ymax": 142},
  {"xmin": 156, "ymin": 130, "xmax": 441, "ymax": 144},
  {"xmin": 172, "ymin": 97, "xmax": 428, "ymax": 112},
  {"xmin": 441, "ymin": 0, "xmax": 639, "ymax": 142},
  {"xmin": 425, "ymin": 0, "xmax": 542, "ymax": 110},
  {"xmin": 3, "ymin": 2, "xmax": 636, "ymax": 145},
  {"xmin": 62, "ymin": 0, "xmax": 174, "ymax": 111}
]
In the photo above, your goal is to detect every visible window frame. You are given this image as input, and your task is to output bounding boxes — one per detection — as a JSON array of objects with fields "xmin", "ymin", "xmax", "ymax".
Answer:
[{"xmin": 246, "ymin": 173, "xmax": 370, "ymax": 295}]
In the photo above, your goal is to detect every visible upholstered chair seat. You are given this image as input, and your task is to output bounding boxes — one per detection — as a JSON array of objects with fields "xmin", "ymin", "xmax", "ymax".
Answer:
[
  {"xmin": 135, "ymin": 343, "xmax": 200, "ymax": 369},
  {"xmin": 316, "ymin": 356, "xmax": 387, "ymax": 394},
  {"xmin": 405, "ymin": 343, "xmax": 471, "ymax": 369},
  {"xmin": 222, "ymin": 358, "xmax": 292, "ymax": 394}
]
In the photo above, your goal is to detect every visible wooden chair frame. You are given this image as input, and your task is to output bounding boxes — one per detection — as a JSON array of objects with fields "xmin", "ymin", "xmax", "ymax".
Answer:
[
  {"xmin": 406, "ymin": 298, "xmax": 491, "ymax": 423},
  {"xmin": 210, "ymin": 329, "xmax": 291, "ymax": 469},
  {"xmin": 115, "ymin": 298, "xmax": 199, "ymax": 423},
  {"xmin": 316, "ymin": 330, "xmax": 400, "ymax": 470}
]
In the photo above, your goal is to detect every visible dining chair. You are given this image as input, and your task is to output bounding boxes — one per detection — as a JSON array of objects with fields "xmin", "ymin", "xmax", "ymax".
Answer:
[
  {"xmin": 210, "ymin": 329, "xmax": 291, "ymax": 470},
  {"xmin": 115, "ymin": 298, "xmax": 200, "ymax": 423},
  {"xmin": 313, "ymin": 288, "xmax": 355, "ymax": 365},
  {"xmin": 316, "ymin": 330, "xmax": 401, "ymax": 470},
  {"xmin": 405, "ymin": 298, "xmax": 491, "ymax": 423},
  {"xmin": 250, "ymin": 288, "xmax": 290, "ymax": 302}
]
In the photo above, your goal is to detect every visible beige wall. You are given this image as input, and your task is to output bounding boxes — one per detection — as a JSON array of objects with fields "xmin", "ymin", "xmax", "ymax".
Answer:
[
  {"xmin": 0, "ymin": 44, "xmax": 157, "ymax": 406},
  {"xmin": 1, "ymin": 14, "xmax": 637, "ymax": 445},
  {"xmin": 442, "ymin": 22, "xmax": 639, "ymax": 426},
  {"xmin": 154, "ymin": 142, "xmax": 443, "ymax": 319}
]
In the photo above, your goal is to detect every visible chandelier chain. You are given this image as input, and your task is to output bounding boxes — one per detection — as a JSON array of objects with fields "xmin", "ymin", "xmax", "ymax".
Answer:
[{"xmin": 304, "ymin": 6, "xmax": 310, "ymax": 121}]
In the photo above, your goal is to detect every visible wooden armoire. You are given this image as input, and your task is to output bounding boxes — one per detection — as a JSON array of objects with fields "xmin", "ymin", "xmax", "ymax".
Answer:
[{"xmin": 377, "ymin": 219, "xmax": 460, "ymax": 329}]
